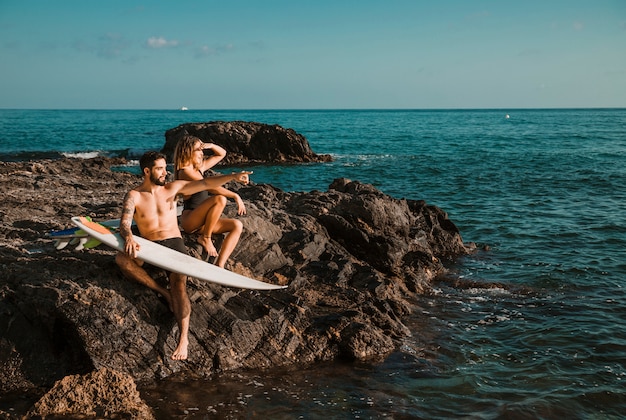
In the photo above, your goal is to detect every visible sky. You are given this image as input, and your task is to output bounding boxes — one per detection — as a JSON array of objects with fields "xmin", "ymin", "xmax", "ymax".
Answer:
[{"xmin": 0, "ymin": 0, "xmax": 625, "ymax": 109}]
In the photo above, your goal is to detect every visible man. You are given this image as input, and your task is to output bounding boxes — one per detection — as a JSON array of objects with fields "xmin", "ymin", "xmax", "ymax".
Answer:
[{"xmin": 115, "ymin": 151, "xmax": 251, "ymax": 361}]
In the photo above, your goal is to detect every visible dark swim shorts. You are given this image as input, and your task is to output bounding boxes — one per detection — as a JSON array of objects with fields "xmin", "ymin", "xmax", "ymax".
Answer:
[
  {"xmin": 154, "ymin": 237, "xmax": 188, "ymax": 255},
  {"xmin": 146, "ymin": 237, "xmax": 188, "ymax": 279}
]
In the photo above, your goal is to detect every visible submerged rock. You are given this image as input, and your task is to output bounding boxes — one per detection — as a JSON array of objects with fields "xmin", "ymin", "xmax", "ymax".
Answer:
[{"xmin": 0, "ymin": 156, "xmax": 469, "ymax": 415}]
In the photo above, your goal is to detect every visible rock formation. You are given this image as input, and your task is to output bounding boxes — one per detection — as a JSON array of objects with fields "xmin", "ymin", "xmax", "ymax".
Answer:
[
  {"xmin": 27, "ymin": 368, "xmax": 154, "ymax": 419},
  {"xmin": 0, "ymin": 154, "xmax": 469, "ymax": 417},
  {"xmin": 162, "ymin": 121, "xmax": 333, "ymax": 165}
]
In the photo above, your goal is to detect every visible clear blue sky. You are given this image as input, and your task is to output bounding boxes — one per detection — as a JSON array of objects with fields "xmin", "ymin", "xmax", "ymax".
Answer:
[{"xmin": 1, "ymin": 0, "xmax": 624, "ymax": 109}]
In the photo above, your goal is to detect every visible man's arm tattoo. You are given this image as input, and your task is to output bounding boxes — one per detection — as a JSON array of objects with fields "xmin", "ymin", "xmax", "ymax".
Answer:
[{"xmin": 120, "ymin": 193, "xmax": 135, "ymax": 239}]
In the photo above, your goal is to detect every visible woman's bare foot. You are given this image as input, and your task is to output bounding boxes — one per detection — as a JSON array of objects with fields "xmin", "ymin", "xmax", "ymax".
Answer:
[
  {"xmin": 198, "ymin": 235, "xmax": 218, "ymax": 257},
  {"xmin": 171, "ymin": 338, "xmax": 189, "ymax": 360}
]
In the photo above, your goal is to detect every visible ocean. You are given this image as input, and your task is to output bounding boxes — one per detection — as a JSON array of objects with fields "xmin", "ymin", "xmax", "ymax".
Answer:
[{"xmin": 1, "ymin": 109, "xmax": 625, "ymax": 418}]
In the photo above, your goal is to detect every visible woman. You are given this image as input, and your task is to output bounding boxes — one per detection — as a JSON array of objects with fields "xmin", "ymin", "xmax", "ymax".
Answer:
[{"xmin": 174, "ymin": 135, "xmax": 246, "ymax": 268}]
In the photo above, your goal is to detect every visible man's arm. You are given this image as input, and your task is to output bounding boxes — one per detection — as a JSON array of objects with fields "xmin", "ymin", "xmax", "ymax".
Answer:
[
  {"xmin": 120, "ymin": 190, "xmax": 140, "ymax": 258},
  {"xmin": 177, "ymin": 171, "xmax": 252, "ymax": 197}
]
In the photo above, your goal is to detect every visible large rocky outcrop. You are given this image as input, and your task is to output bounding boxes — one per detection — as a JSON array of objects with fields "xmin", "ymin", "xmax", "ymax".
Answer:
[
  {"xmin": 162, "ymin": 121, "xmax": 332, "ymax": 165},
  {"xmin": 27, "ymin": 368, "xmax": 154, "ymax": 419},
  {"xmin": 0, "ymin": 157, "xmax": 469, "ymax": 417}
]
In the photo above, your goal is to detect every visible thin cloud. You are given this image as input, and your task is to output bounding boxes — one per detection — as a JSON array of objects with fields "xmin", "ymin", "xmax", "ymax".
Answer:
[
  {"xmin": 249, "ymin": 40, "xmax": 266, "ymax": 50},
  {"xmin": 218, "ymin": 43, "xmax": 234, "ymax": 53},
  {"xmin": 195, "ymin": 43, "xmax": 234, "ymax": 58},
  {"xmin": 72, "ymin": 33, "xmax": 131, "ymax": 59},
  {"xmin": 465, "ymin": 10, "xmax": 491, "ymax": 21},
  {"xmin": 98, "ymin": 33, "xmax": 131, "ymax": 58},
  {"xmin": 195, "ymin": 45, "xmax": 217, "ymax": 57},
  {"xmin": 573, "ymin": 21, "xmax": 584, "ymax": 31},
  {"xmin": 146, "ymin": 36, "xmax": 179, "ymax": 49}
]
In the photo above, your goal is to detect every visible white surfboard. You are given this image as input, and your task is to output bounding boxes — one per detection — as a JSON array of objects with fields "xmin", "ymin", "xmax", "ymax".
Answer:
[{"xmin": 71, "ymin": 216, "xmax": 286, "ymax": 291}]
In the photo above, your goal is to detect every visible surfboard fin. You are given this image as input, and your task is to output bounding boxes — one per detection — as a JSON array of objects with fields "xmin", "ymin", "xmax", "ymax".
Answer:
[
  {"xmin": 54, "ymin": 239, "xmax": 71, "ymax": 250},
  {"xmin": 49, "ymin": 217, "xmax": 110, "ymax": 251},
  {"xmin": 74, "ymin": 237, "xmax": 90, "ymax": 251},
  {"xmin": 82, "ymin": 238, "xmax": 102, "ymax": 249}
]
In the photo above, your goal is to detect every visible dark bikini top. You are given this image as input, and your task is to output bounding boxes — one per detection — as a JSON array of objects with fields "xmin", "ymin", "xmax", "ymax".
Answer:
[
  {"xmin": 183, "ymin": 190, "xmax": 210, "ymax": 211},
  {"xmin": 178, "ymin": 169, "xmax": 210, "ymax": 211}
]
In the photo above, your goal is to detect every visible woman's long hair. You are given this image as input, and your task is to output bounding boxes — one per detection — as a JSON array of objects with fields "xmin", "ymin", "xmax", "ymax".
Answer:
[{"xmin": 173, "ymin": 135, "xmax": 201, "ymax": 178}]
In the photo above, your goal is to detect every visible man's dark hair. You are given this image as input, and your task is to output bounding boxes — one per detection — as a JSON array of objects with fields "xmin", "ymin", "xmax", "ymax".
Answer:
[{"xmin": 139, "ymin": 151, "xmax": 167, "ymax": 172}]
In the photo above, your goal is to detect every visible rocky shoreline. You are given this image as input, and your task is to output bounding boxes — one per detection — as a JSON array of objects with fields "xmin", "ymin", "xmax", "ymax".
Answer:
[{"xmin": 0, "ymin": 126, "xmax": 472, "ymax": 418}]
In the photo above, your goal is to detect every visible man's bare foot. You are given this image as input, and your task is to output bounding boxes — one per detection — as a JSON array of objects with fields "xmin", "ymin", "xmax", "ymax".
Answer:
[
  {"xmin": 171, "ymin": 338, "xmax": 189, "ymax": 361},
  {"xmin": 198, "ymin": 235, "xmax": 218, "ymax": 257}
]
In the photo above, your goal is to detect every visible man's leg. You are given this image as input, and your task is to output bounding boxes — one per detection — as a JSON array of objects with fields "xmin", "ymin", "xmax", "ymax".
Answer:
[
  {"xmin": 169, "ymin": 272, "xmax": 190, "ymax": 360},
  {"xmin": 116, "ymin": 252, "xmax": 172, "ymax": 309}
]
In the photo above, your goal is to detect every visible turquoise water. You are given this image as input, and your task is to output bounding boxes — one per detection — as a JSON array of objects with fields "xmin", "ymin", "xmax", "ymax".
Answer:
[{"xmin": 2, "ymin": 109, "xmax": 625, "ymax": 418}]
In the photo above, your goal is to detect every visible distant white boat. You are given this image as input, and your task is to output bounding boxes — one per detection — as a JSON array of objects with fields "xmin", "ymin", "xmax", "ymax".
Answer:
[
  {"xmin": 505, "ymin": 114, "xmax": 510, "ymax": 119},
  {"xmin": 180, "ymin": 107, "xmax": 188, "ymax": 111}
]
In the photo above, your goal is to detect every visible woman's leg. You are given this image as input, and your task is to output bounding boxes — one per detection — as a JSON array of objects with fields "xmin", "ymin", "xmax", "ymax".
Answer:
[
  {"xmin": 180, "ymin": 196, "xmax": 227, "ymax": 256},
  {"xmin": 213, "ymin": 218, "xmax": 243, "ymax": 268}
]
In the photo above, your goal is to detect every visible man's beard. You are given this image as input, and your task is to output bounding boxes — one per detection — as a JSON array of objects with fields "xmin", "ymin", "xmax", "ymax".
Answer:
[{"xmin": 151, "ymin": 174, "xmax": 166, "ymax": 186}]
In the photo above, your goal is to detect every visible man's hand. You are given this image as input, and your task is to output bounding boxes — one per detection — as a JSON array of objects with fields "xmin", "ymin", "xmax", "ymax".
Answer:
[
  {"xmin": 234, "ymin": 171, "xmax": 253, "ymax": 185},
  {"xmin": 124, "ymin": 236, "xmax": 141, "ymax": 258}
]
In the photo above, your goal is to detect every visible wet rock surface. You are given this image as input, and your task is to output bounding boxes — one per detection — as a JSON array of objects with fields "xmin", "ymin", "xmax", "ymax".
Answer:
[{"xmin": 0, "ymin": 156, "xmax": 468, "ymax": 417}]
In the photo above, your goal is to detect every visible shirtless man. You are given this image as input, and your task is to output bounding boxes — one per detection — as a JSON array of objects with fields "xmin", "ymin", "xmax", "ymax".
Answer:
[{"xmin": 115, "ymin": 151, "xmax": 251, "ymax": 361}]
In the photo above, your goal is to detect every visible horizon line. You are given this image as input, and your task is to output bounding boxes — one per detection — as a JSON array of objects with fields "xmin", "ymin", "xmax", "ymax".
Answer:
[{"xmin": 1, "ymin": 106, "xmax": 625, "ymax": 112}]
